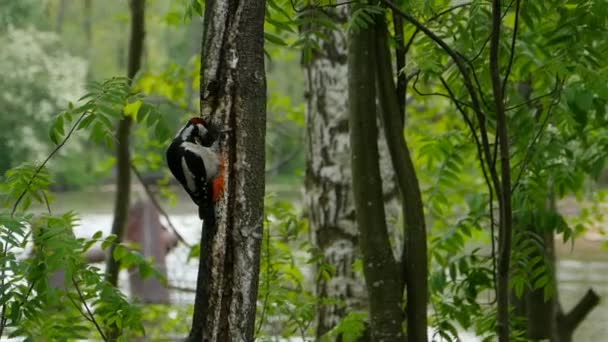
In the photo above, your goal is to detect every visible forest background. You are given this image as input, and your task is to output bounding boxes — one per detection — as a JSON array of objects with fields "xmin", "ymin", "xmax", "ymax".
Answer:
[{"xmin": 1, "ymin": 0, "xmax": 608, "ymax": 341}]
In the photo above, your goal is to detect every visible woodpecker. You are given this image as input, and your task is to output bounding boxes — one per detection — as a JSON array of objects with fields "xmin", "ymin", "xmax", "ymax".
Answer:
[{"xmin": 166, "ymin": 117, "xmax": 225, "ymax": 225}]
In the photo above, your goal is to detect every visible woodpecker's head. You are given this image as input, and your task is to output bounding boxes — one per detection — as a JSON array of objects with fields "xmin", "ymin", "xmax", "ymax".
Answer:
[{"xmin": 178, "ymin": 117, "xmax": 218, "ymax": 146}]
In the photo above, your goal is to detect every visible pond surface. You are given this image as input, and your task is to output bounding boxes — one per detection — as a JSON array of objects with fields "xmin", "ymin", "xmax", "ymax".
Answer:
[{"xmin": 52, "ymin": 190, "xmax": 608, "ymax": 341}]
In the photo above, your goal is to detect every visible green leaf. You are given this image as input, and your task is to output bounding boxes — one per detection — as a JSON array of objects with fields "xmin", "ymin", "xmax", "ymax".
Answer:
[
  {"xmin": 124, "ymin": 100, "xmax": 143, "ymax": 118},
  {"xmin": 264, "ymin": 32, "xmax": 288, "ymax": 46},
  {"xmin": 50, "ymin": 115, "xmax": 64, "ymax": 145}
]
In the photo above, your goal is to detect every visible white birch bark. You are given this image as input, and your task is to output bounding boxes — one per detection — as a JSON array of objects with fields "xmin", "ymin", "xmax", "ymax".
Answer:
[{"xmin": 304, "ymin": 6, "xmax": 400, "ymax": 338}]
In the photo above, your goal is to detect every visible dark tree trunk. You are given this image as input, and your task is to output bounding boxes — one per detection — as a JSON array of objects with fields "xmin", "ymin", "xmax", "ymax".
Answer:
[
  {"xmin": 520, "ymin": 193, "xmax": 600, "ymax": 341},
  {"xmin": 188, "ymin": 0, "xmax": 266, "ymax": 341},
  {"xmin": 374, "ymin": 18, "xmax": 428, "ymax": 342},
  {"xmin": 105, "ymin": 0, "xmax": 145, "ymax": 287},
  {"xmin": 348, "ymin": 17, "xmax": 405, "ymax": 342}
]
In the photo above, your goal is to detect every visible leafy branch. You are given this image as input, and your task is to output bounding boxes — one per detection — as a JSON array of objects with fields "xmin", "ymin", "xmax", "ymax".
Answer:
[
  {"xmin": 69, "ymin": 277, "xmax": 108, "ymax": 341},
  {"xmin": 10, "ymin": 112, "xmax": 88, "ymax": 217}
]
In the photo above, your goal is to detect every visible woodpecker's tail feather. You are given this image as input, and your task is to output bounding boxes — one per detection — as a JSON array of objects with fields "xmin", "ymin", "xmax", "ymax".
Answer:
[{"xmin": 199, "ymin": 204, "xmax": 216, "ymax": 231}]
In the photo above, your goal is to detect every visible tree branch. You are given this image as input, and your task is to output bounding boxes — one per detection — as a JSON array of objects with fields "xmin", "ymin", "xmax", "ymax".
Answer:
[
  {"xmin": 489, "ymin": 0, "xmax": 513, "ymax": 340},
  {"xmin": 411, "ymin": 72, "xmax": 474, "ymax": 110},
  {"xmin": 129, "ymin": 164, "xmax": 190, "ymax": 247},
  {"xmin": 559, "ymin": 288, "xmax": 601, "ymax": 333},
  {"xmin": 382, "ymin": 0, "xmax": 501, "ymax": 204},
  {"xmin": 511, "ymin": 78, "xmax": 564, "ymax": 193},
  {"xmin": 501, "ymin": 0, "xmax": 521, "ymax": 98},
  {"xmin": 11, "ymin": 112, "xmax": 88, "ymax": 217},
  {"xmin": 392, "ymin": 8, "xmax": 406, "ymax": 125},
  {"xmin": 72, "ymin": 277, "xmax": 108, "ymax": 341}
]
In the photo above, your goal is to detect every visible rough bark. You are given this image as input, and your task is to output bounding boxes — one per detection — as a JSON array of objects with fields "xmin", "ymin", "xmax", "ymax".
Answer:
[
  {"xmin": 375, "ymin": 18, "xmax": 428, "ymax": 342},
  {"xmin": 348, "ymin": 19, "xmax": 405, "ymax": 342},
  {"xmin": 303, "ymin": 6, "xmax": 366, "ymax": 338},
  {"xmin": 303, "ymin": 5, "xmax": 401, "ymax": 338},
  {"xmin": 106, "ymin": 0, "xmax": 145, "ymax": 287},
  {"xmin": 188, "ymin": 0, "xmax": 266, "ymax": 341}
]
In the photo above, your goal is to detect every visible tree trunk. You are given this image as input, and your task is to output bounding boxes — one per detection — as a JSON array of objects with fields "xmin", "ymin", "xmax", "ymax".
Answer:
[
  {"xmin": 302, "ymin": 6, "xmax": 366, "ymax": 339},
  {"xmin": 106, "ymin": 0, "xmax": 145, "ymax": 287},
  {"xmin": 374, "ymin": 18, "xmax": 428, "ymax": 342},
  {"xmin": 521, "ymin": 192, "xmax": 600, "ymax": 341},
  {"xmin": 188, "ymin": 0, "xmax": 266, "ymax": 341},
  {"xmin": 303, "ymin": 6, "xmax": 401, "ymax": 339},
  {"xmin": 348, "ymin": 17, "xmax": 405, "ymax": 342}
]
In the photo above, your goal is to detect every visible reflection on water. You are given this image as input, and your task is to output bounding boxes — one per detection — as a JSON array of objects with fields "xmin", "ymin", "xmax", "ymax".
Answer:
[{"xmin": 73, "ymin": 214, "xmax": 608, "ymax": 341}]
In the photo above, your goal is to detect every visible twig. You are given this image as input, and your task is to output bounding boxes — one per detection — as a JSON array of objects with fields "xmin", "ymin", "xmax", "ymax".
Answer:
[
  {"xmin": 382, "ymin": 0, "xmax": 498, "ymax": 182},
  {"xmin": 506, "ymin": 84, "xmax": 561, "ymax": 112},
  {"xmin": 392, "ymin": 7, "xmax": 406, "ymax": 124},
  {"xmin": 11, "ymin": 112, "xmax": 89, "ymax": 217},
  {"xmin": 440, "ymin": 77, "xmax": 494, "ymax": 198},
  {"xmin": 411, "ymin": 72, "xmax": 474, "ymax": 110},
  {"xmin": 467, "ymin": 0, "xmax": 515, "ymax": 64},
  {"xmin": 403, "ymin": 2, "xmax": 474, "ymax": 56},
  {"xmin": 41, "ymin": 191, "xmax": 52, "ymax": 215},
  {"xmin": 290, "ymin": 0, "xmax": 359, "ymax": 13},
  {"xmin": 129, "ymin": 164, "xmax": 190, "ymax": 247},
  {"xmin": 265, "ymin": 148, "xmax": 300, "ymax": 175},
  {"xmin": 72, "ymin": 277, "xmax": 108, "ymax": 341},
  {"xmin": 511, "ymin": 80, "xmax": 563, "ymax": 193},
  {"xmin": 440, "ymin": 76, "xmax": 498, "ymax": 290},
  {"xmin": 167, "ymin": 284, "xmax": 197, "ymax": 293},
  {"xmin": 501, "ymin": 0, "xmax": 521, "ymax": 98}
]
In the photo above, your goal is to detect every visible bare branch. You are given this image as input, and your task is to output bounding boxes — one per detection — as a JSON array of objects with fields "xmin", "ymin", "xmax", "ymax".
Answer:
[
  {"xmin": 129, "ymin": 164, "xmax": 190, "ymax": 247},
  {"xmin": 411, "ymin": 72, "xmax": 474, "ymax": 110}
]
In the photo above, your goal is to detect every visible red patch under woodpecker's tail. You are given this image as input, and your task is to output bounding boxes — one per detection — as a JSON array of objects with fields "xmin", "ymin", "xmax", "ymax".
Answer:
[{"xmin": 212, "ymin": 156, "xmax": 226, "ymax": 203}]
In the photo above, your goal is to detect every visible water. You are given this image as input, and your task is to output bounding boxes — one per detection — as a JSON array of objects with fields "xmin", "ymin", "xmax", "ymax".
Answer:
[{"xmin": 66, "ymin": 209, "xmax": 608, "ymax": 341}]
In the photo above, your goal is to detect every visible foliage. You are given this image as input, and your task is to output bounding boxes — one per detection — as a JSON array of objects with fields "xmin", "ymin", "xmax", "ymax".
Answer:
[
  {"xmin": 1, "ymin": 0, "xmax": 607, "ymax": 341},
  {"xmin": 255, "ymin": 198, "xmax": 317, "ymax": 341},
  {"xmin": 0, "ymin": 27, "xmax": 87, "ymax": 175},
  {"xmin": 0, "ymin": 171, "xmax": 152, "ymax": 340}
]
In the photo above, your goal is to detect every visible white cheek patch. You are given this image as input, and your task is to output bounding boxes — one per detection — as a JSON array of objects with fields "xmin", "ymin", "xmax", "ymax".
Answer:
[
  {"xmin": 179, "ymin": 125, "xmax": 195, "ymax": 140},
  {"xmin": 181, "ymin": 156, "xmax": 197, "ymax": 192},
  {"xmin": 182, "ymin": 142, "xmax": 220, "ymax": 181}
]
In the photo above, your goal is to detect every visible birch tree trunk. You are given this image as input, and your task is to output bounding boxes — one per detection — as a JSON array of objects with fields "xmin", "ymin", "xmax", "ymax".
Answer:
[
  {"xmin": 303, "ymin": 7, "xmax": 364, "ymax": 338},
  {"xmin": 188, "ymin": 0, "xmax": 266, "ymax": 341},
  {"xmin": 304, "ymin": 6, "xmax": 400, "ymax": 338}
]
